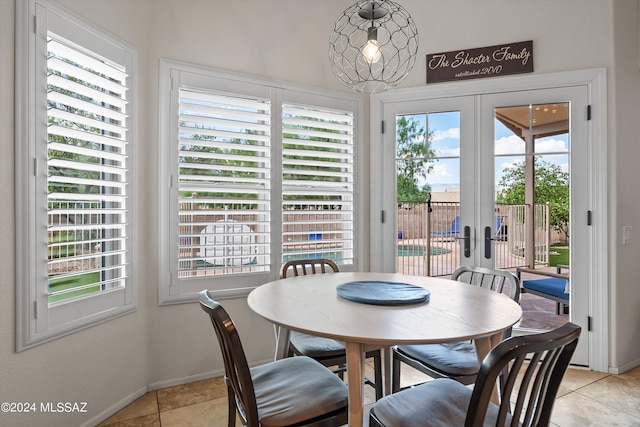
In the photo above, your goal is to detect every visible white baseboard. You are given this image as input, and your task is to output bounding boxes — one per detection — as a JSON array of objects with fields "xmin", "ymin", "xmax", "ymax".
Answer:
[
  {"xmin": 79, "ymin": 357, "xmax": 274, "ymax": 426},
  {"xmin": 79, "ymin": 385, "xmax": 148, "ymax": 427},
  {"xmin": 148, "ymin": 369, "xmax": 223, "ymax": 391},
  {"xmin": 148, "ymin": 357, "xmax": 274, "ymax": 391},
  {"xmin": 608, "ymin": 358, "xmax": 640, "ymax": 375}
]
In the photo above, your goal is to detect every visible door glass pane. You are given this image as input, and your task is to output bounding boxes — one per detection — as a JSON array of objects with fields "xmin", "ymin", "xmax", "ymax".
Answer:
[
  {"xmin": 396, "ymin": 111, "xmax": 461, "ymax": 277},
  {"xmin": 494, "ymin": 102, "xmax": 570, "ymax": 331},
  {"xmin": 533, "ymin": 103, "xmax": 570, "ymax": 153},
  {"xmin": 495, "ymin": 107, "xmax": 527, "ymax": 155}
]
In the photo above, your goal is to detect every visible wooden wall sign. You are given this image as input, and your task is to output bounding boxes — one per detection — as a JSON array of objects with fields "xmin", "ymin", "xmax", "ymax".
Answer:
[{"xmin": 426, "ymin": 40, "xmax": 533, "ymax": 84}]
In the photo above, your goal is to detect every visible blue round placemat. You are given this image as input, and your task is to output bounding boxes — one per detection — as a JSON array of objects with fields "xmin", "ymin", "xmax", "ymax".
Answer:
[{"xmin": 336, "ymin": 281, "xmax": 430, "ymax": 306}]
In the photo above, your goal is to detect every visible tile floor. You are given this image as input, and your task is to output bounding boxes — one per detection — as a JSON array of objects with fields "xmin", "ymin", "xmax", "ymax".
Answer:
[{"xmin": 97, "ymin": 360, "xmax": 640, "ymax": 427}]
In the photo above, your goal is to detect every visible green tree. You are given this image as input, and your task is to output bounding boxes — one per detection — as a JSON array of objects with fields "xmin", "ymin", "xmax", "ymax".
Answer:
[
  {"xmin": 396, "ymin": 116, "xmax": 434, "ymax": 201},
  {"xmin": 496, "ymin": 157, "xmax": 569, "ymax": 239}
]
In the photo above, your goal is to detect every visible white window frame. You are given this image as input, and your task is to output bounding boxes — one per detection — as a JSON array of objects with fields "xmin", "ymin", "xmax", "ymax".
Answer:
[
  {"xmin": 158, "ymin": 60, "xmax": 362, "ymax": 304},
  {"xmin": 15, "ymin": 0, "xmax": 138, "ymax": 350}
]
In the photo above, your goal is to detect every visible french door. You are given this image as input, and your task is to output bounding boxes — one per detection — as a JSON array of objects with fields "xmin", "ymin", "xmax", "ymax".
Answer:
[{"xmin": 374, "ymin": 84, "xmax": 592, "ymax": 366}]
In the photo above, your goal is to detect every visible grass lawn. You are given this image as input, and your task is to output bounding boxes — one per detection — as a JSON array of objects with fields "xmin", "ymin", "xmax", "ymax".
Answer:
[
  {"xmin": 48, "ymin": 272, "xmax": 101, "ymax": 303},
  {"xmin": 549, "ymin": 245, "xmax": 569, "ymax": 267}
]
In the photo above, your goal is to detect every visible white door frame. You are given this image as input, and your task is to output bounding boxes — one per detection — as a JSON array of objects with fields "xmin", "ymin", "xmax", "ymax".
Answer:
[
  {"xmin": 369, "ymin": 68, "xmax": 608, "ymax": 373},
  {"xmin": 480, "ymin": 87, "xmax": 590, "ymax": 366}
]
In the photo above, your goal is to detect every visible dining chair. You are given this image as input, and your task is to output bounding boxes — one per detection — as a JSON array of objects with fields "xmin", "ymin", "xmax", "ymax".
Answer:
[
  {"xmin": 281, "ymin": 258, "xmax": 384, "ymax": 400},
  {"xmin": 199, "ymin": 290, "xmax": 349, "ymax": 427},
  {"xmin": 371, "ymin": 322, "xmax": 581, "ymax": 427},
  {"xmin": 281, "ymin": 258, "xmax": 340, "ymax": 277},
  {"xmin": 392, "ymin": 265, "xmax": 521, "ymax": 392}
]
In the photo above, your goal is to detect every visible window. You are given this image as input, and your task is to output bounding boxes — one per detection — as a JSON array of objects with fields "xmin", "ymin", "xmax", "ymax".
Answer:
[
  {"xmin": 281, "ymin": 102, "xmax": 354, "ymax": 265},
  {"xmin": 159, "ymin": 61, "xmax": 360, "ymax": 304},
  {"xmin": 177, "ymin": 89, "xmax": 272, "ymax": 276},
  {"xmin": 15, "ymin": 0, "xmax": 137, "ymax": 350}
]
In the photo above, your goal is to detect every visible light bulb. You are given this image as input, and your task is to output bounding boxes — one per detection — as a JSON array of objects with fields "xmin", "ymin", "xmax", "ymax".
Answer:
[
  {"xmin": 363, "ymin": 25, "xmax": 382, "ymax": 63},
  {"xmin": 363, "ymin": 39, "xmax": 382, "ymax": 63}
]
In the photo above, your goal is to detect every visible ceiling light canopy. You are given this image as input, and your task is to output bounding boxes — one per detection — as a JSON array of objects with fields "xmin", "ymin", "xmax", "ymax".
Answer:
[{"xmin": 329, "ymin": 0, "xmax": 418, "ymax": 93}]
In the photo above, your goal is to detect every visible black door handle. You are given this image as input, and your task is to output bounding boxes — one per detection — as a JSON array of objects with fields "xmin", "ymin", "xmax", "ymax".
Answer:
[
  {"xmin": 484, "ymin": 226, "xmax": 493, "ymax": 259},
  {"xmin": 454, "ymin": 225, "xmax": 471, "ymax": 257},
  {"xmin": 462, "ymin": 225, "xmax": 471, "ymax": 258}
]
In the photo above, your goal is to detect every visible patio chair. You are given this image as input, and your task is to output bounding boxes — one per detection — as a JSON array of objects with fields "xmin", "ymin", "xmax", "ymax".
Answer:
[
  {"xmin": 281, "ymin": 259, "xmax": 384, "ymax": 400},
  {"xmin": 430, "ymin": 216, "xmax": 461, "ymax": 240},
  {"xmin": 494, "ymin": 215, "xmax": 506, "ymax": 240},
  {"xmin": 371, "ymin": 322, "xmax": 581, "ymax": 427},
  {"xmin": 517, "ymin": 264, "xmax": 569, "ymax": 315},
  {"xmin": 199, "ymin": 290, "xmax": 349, "ymax": 427},
  {"xmin": 391, "ymin": 265, "xmax": 520, "ymax": 392}
]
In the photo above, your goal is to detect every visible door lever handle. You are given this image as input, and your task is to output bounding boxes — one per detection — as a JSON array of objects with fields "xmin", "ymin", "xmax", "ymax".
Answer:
[
  {"xmin": 454, "ymin": 226, "xmax": 472, "ymax": 257},
  {"xmin": 461, "ymin": 225, "xmax": 471, "ymax": 258},
  {"xmin": 484, "ymin": 226, "xmax": 493, "ymax": 259}
]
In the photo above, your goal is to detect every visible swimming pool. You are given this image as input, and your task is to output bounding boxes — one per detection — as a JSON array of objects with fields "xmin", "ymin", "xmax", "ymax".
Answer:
[{"xmin": 397, "ymin": 245, "xmax": 451, "ymax": 257}]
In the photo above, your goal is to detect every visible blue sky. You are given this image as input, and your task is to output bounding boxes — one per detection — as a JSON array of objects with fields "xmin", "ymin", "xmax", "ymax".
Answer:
[{"xmin": 400, "ymin": 111, "xmax": 569, "ymax": 192}]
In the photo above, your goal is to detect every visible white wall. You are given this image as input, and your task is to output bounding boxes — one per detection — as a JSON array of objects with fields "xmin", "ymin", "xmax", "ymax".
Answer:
[
  {"xmin": 1, "ymin": 0, "xmax": 638, "ymax": 425},
  {"xmin": 611, "ymin": 0, "xmax": 640, "ymax": 373},
  {"xmin": 0, "ymin": 1, "xmax": 153, "ymax": 426}
]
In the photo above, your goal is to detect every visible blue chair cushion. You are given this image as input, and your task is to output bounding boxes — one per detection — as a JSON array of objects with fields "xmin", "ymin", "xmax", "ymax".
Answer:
[
  {"xmin": 289, "ymin": 330, "xmax": 345, "ymax": 358},
  {"xmin": 396, "ymin": 341, "xmax": 479, "ymax": 376},
  {"xmin": 522, "ymin": 277, "xmax": 569, "ymax": 301},
  {"xmin": 251, "ymin": 356, "xmax": 348, "ymax": 427},
  {"xmin": 371, "ymin": 378, "xmax": 514, "ymax": 427}
]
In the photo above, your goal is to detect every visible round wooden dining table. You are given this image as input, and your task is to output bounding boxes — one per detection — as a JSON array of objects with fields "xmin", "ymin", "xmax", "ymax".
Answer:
[{"xmin": 248, "ymin": 271, "xmax": 522, "ymax": 427}]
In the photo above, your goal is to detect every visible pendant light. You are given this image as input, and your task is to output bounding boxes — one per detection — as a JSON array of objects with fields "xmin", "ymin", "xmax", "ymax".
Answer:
[{"xmin": 329, "ymin": 0, "xmax": 418, "ymax": 93}]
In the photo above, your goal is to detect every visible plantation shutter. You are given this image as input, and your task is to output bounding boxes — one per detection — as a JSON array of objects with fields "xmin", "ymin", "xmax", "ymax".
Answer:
[
  {"xmin": 46, "ymin": 33, "xmax": 130, "ymax": 303},
  {"xmin": 177, "ymin": 89, "xmax": 271, "ymax": 276},
  {"xmin": 281, "ymin": 103, "xmax": 354, "ymax": 265}
]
